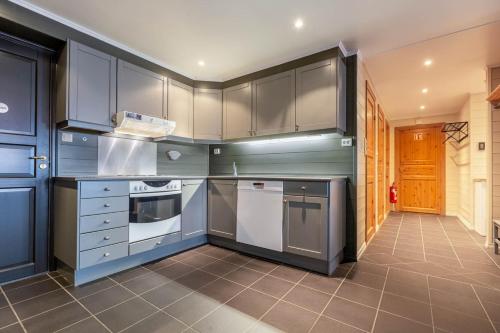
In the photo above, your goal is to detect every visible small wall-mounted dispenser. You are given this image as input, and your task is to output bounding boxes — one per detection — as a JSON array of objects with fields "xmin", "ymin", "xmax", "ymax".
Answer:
[{"xmin": 167, "ymin": 150, "xmax": 182, "ymax": 161}]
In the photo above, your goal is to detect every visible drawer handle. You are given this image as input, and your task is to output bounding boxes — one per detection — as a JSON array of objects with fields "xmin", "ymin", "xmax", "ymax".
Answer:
[
  {"xmin": 300, "ymin": 186, "xmax": 307, "ymax": 190},
  {"xmin": 103, "ymin": 220, "xmax": 111, "ymax": 224},
  {"xmin": 283, "ymin": 199, "xmax": 287, "ymax": 203},
  {"xmin": 156, "ymin": 241, "xmax": 162, "ymax": 245},
  {"xmin": 103, "ymin": 252, "xmax": 110, "ymax": 257},
  {"xmin": 104, "ymin": 236, "xmax": 111, "ymax": 240},
  {"xmin": 104, "ymin": 187, "xmax": 111, "ymax": 192},
  {"xmin": 104, "ymin": 203, "xmax": 111, "ymax": 208}
]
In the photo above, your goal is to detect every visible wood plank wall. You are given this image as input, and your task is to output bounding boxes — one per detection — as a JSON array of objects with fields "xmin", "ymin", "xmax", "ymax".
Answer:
[{"xmin": 492, "ymin": 67, "xmax": 500, "ymax": 218}]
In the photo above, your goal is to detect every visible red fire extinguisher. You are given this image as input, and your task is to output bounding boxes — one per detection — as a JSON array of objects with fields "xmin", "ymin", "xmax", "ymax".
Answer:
[{"xmin": 390, "ymin": 183, "xmax": 398, "ymax": 204}]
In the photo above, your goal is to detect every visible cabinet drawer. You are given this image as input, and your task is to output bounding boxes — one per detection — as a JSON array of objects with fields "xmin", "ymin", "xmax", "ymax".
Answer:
[
  {"xmin": 80, "ymin": 196, "xmax": 128, "ymax": 216},
  {"xmin": 129, "ymin": 232, "xmax": 181, "ymax": 256},
  {"xmin": 79, "ymin": 227, "xmax": 129, "ymax": 251},
  {"xmin": 79, "ymin": 242, "xmax": 128, "ymax": 269},
  {"xmin": 80, "ymin": 211, "xmax": 129, "ymax": 233},
  {"xmin": 80, "ymin": 181, "xmax": 129, "ymax": 198},
  {"xmin": 284, "ymin": 181, "xmax": 329, "ymax": 197}
]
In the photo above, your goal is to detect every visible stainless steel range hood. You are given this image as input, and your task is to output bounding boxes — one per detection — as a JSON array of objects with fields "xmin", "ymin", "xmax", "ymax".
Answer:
[{"xmin": 114, "ymin": 111, "xmax": 176, "ymax": 138}]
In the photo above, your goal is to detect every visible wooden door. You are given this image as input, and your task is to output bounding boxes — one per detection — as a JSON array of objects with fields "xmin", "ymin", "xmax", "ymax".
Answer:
[
  {"xmin": 253, "ymin": 70, "xmax": 295, "ymax": 136},
  {"xmin": 385, "ymin": 121, "xmax": 390, "ymax": 214},
  {"xmin": 377, "ymin": 106, "xmax": 385, "ymax": 225},
  {"xmin": 223, "ymin": 82, "xmax": 253, "ymax": 139},
  {"xmin": 295, "ymin": 58, "xmax": 337, "ymax": 132},
  {"xmin": 0, "ymin": 34, "xmax": 51, "ymax": 283},
  {"xmin": 193, "ymin": 88, "xmax": 222, "ymax": 140},
  {"xmin": 365, "ymin": 82, "xmax": 376, "ymax": 241},
  {"xmin": 168, "ymin": 79, "xmax": 194, "ymax": 138},
  {"xmin": 395, "ymin": 124, "xmax": 445, "ymax": 214},
  {"xmin": 117, "ymin": 59, "xmax": 164, "ymax": 119}
]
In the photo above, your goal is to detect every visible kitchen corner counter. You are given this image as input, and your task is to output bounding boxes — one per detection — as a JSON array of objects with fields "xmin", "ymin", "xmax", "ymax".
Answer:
[{"xmin": 207, "ymin": 175, "xmax": 348, "ymax": 181}]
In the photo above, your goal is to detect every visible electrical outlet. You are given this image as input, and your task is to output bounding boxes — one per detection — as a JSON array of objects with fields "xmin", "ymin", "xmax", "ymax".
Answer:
[
  {"xmin": 214, "ymin": 148, "xmax": 221, "ymax": 155},
  {"xmin": 341, "ymin": 138, "xmax": 353, "ymax": 147}
]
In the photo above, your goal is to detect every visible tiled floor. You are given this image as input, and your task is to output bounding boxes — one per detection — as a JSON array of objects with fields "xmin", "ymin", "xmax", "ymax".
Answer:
[{"xmin": 1, "ymin": 213, "xmax": 500, "ymax": 332}]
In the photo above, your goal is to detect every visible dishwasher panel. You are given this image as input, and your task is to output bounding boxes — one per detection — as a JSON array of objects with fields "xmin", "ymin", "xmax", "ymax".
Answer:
[{"xmin": 236, "ymin": 180, "xmax": 284, "ymax": 251}]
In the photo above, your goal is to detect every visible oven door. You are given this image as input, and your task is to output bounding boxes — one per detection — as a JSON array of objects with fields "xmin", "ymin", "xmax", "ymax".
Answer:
[{"xmin": 129, "ymin": 191, "xmax": 181, "ymax": 243}]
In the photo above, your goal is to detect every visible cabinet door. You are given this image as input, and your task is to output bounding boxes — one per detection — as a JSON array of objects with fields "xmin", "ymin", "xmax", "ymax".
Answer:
[
  {"xmin": 168, "ymin": 79, "xmax": 194, "ymax": 138},
  {"xmin": 223, "ymin": 83, "xmax": 252, "ymax": 139},
  {"xmin": 68, "ymin": 40, "xmax": 116, "ymax": 127},
  {"xmin": 283, "ymin": 195, "xmax": 328, "ymax": 260},
  {"xmin": 117, "ymin": 60, "xmax": 164, "ymax": 119},
  {"xmin": 295, "ymin": 58, "xmax": 338, "ymax": 132},
  {"xmin": 208, "ymin": 180, "xmax": 237, "ymax": 239},
  {"xmin": 194, "ymin": 88, "xmax": 222, "ymax": 140},
  {"xmin": 181, "ymin": 180, "xmax": 207, "ymax": 240},
  {"xmin": 253, "ymin": 70, "xmax": 295, "ymax": 136}
]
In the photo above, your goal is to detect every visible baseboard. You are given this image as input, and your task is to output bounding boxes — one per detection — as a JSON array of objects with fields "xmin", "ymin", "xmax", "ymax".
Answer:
[
  {"xmin": 357, "ymin": 242, "xmax": 367, "ymax": 259},
  {"xmin": 456, "ymin": 214, "xmax": 474, "ymax": 230}
]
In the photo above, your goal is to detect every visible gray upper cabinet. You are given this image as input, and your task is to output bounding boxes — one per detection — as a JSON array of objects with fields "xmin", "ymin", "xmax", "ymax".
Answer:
[
  {"xmin": 194, "ymin": 88, "xmax": 222, "ymax": 141},
  {"xmin": 181, "ymin": 179, "xmax": 207, "ymax": 240},
  {"xmin": 295, "ymin": 57, "xmax": 346, "ymax": 133},
  {"xmin": 207, "ymin": 180, "xmax": 237, "ymax": 239},
  {"xmin": 223, "ymin": 83, "xmax": 253, "ymax": 140},
  {"xmin": 283, "ymin": 194, "xmax": 328, "ymax": 260},
  {"xmin": 252, "ymin": 70, "xmax": 295, "ymax": 136},
  {"xmin": 56, "ymin": 40, "xmax": 117, "ymax": 132},
  {"xmin": 117, "ymin": 60, "xmax": 165, "ymax": 119},
  {"xmin": 168, "ymin": 79, "xmax": 194, "ymax": 139}
]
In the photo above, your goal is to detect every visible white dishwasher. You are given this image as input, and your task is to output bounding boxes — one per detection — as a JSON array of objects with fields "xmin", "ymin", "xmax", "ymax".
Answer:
[{"xmin": 236, "ymin": 180, "xmax": 283, "ymax": 252}]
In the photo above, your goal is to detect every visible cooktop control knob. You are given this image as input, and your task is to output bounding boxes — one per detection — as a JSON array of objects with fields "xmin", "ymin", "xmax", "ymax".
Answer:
[{"xmin": 144, "ymin": 185, "xmax": 148, "ymax": 190}]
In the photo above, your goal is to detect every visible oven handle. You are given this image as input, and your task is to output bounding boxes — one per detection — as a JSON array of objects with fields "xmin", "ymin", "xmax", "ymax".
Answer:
[{"xmin": 130, "ymin": 191, "xmax": 181, "ymax": 198}]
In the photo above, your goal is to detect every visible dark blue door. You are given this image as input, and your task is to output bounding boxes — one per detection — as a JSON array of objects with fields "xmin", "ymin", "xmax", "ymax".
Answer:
[{"xmin": 0, "ymin": 34, "xmax": 51, "ymax": 283}]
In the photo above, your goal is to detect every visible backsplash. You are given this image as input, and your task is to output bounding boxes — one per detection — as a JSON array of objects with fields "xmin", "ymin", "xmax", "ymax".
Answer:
[
  {"xmin": 56, "ymin": 130, "xmax": 209, "ymax": 176},
  {"xmin": 209, "ymin": 134, "xmax": 354, "ymax": 176}
]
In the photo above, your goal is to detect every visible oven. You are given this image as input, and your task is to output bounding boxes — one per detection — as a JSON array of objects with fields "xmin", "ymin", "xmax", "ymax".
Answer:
[{"xmin": 129, "ymin": 180, "xmax": 181, "ymax": 243}]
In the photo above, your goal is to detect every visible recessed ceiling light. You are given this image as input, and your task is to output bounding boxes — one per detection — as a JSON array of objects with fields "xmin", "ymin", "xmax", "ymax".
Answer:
[
  {"xmin": 423, "ymin": 59, "xmax": 433, "ymax": 67},
  {"xmin": 198, "ymin": 60, "xmax": 205, "ymax": 67},
  {"xmin": 420, "ymin": 105, "xmax": 426, "ymax": 110},
  {"xmin": 421, "ymin": 88, "xmax": 429, "ymax": 94},
  {"xmin": 294, "ymin": 18, "xmax": 304, "ymax": 29}
]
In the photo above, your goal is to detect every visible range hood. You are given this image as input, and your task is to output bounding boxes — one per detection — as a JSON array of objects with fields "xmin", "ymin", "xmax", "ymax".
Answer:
[{"xmin": 114, "ymin": 111, "xmax": 176, "ymax": 138}]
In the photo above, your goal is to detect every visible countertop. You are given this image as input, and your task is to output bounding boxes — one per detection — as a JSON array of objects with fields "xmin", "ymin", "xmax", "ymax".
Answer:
[{"xmin": 54, "ymin": 175, "xmax": 348, "ymax": 182}]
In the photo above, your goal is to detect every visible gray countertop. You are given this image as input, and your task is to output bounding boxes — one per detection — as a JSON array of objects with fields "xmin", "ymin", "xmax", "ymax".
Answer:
[{"xmin": 54, "ymin": 174, "xmax": 348, "ymax": 182}]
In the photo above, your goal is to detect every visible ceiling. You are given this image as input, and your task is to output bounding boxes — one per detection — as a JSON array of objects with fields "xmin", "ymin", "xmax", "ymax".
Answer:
[
  {"xmin": 365, "ymin": 21, "xmax": 500, "ymax": 120},
  {"xmin": 11, "ymin": 0, "xmax": 500, "ymax": 82}
]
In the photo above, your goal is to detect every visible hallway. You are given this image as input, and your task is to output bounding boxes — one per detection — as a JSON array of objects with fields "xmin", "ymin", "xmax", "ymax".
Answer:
[{"xmin": 359, "ymin": 212, "xmax": 500, "ymax": 332}]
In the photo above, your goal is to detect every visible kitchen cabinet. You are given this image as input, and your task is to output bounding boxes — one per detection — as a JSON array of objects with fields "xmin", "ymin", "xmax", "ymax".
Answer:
[
  {"xmin": 208, "ymin": 179, "xmax": 237, "ymax": 239},
  {"xmin": 56, "ymin": 40, "xmax": 117, "ymax": 132},
  {"xmin": 283, "ymin": 182, "xmax": 329, "ymax": 260},
  {"xmin": 223, "ymin": 82, "xmax": 253, "ymax": 139},
  {"xmin": 252, "ymin": 70, "xmax": 295, "ymax": 136},
  {"xmin": 168, "ymin": 79, "xmax": 194, "ymax": 138},
  {"xmin": 181, "ymin": 179, "xmax": 207, "ymax": 240},
  {"xmin": 194, "ymin": 88, "xmax": 222, "ymax": 140},
  {"xmin": 295, "ymin": 58, "xmax": 346, "ymax": 133},
  {"xmin": 117, "ymin": 59, "xmax": 165, "ymax": 119}
]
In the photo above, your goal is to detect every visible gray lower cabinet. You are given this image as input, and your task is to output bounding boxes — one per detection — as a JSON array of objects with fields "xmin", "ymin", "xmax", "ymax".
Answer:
[
  {"xmin": 295, "ymin": 58, "xmax": 346, "ymax": 133},
  {"xmin": 283, "ymin": 194, "xmax": 328, "ymax": 260},
  {"xmin": 181, "ymin": 179, "xmax": 207, "ymax": 240},
  {"xmin": 223, "ymin": 82, "xmax": 253, "ymax": 140},
  {"xmin": 208, "ymin": 180, "xmax": 237, "ymax": 239},
  {"xmin": 168, "ymin": 79, "xmax": 194, "ymax": 138},
  {"xmin": 117, "ymin": 59, "xmax": 165, "ymax": 119},
  {"xmin": 56, "ymin": 40, "xmax": 117, "ymax": 132},
  {"xmin": 194, "ymin": 88, "xmax": 222, "ymax": 140},
  {"xmin": 252, "ymin": 70, "xmax": 295, "ymax": 136}
]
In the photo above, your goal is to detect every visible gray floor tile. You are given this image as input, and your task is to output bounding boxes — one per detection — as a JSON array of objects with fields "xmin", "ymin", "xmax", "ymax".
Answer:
[
  {"xmin": 96, "ymin": 297, "xmax": 156, "ymax": 332},
  {"xmin": 22, "ymin": 302, "xmax": 89, "ymax": 333}
]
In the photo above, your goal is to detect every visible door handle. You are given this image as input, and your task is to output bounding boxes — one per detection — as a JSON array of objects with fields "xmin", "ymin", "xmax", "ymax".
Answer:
[{"xmin": 29, "ymin": 155, "xmax": 47, "ymax": 161}]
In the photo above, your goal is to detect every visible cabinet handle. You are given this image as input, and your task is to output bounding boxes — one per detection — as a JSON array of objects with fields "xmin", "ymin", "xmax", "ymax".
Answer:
[
  {"xmin": 253, "ymin": 130, "xmax": 257, "ymax": 136},
  {"xmin": 103, "ymin": 252, "xmax": 110, "ymax": 257},
  {"xmin": 295, "ymin": 125, "xmax": 299, "ymax": 132},
  {"xmin": 283, "ymin": 199, "xmax": 287, "ymax": 203},
  {"xmin": 104, "ymin": 187, "xmax": 111, "ymax": 191},
  {"xmin": 248, "ymin": 130, "xmax": 252, "ymax": 136},
  {"xmin": 104, "ymin": 236, "xmax": 111, "ymax": 240},
  {"xmin": 156, "ymin": 241, "xmax": 162, "ymax": 245},
  {"xmin": 103, "ymin": 220, "xmax": 111, "ymax": 224},
  {"xmin": 104, "ymin": 203, "xmax": 111, "ymax": 208},
  {"xmin": 300, "ymin": 186, "xmax": 307, "ymax": 190}
]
